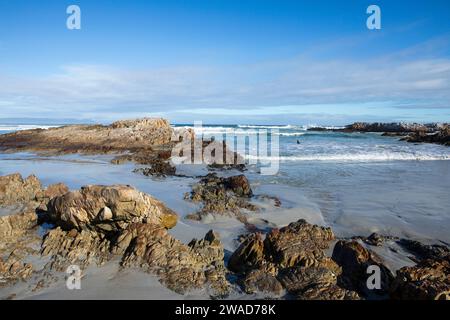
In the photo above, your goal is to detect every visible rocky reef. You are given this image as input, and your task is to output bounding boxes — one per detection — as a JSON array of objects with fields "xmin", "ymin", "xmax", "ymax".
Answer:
[{"xmin": 308, "ymin": 122, "xmax": 450, "ymax": 146}]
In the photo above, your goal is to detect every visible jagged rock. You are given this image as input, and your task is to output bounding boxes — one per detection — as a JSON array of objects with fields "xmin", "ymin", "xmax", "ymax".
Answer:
[
  {"xmin": 228, "ymin": 233, "xmax": 265, "ymax": 273},
  {"xmin": 366, "ymin": 233, "xmax": 384, "ymax": 247},
  {"xmin": 332, "ymin": 240, "xmax": 394, "ymax": 296},
  {"xmin": 133, "ymin": 160, "xmax": 176, "ymax": 177},
  {"xmin": 116, "ymin": 223, "xmax": 229, "ymax": 296},
  {"xmin": 228, "ymin": 220, "xmax": 361, "ymax": 300},
  {"xmin": 224, "ymin": 175, "xmax": 253, "ymax": 197},
  {"xmin": 0, "ymin": 173, "xmax": 42, "ymax": 206},
  {"xmin": 47, "ymin": 184, "xmax": 178, "ymax": 232},
  {"xmin": 185, "ymin": 173, "xmax": 257, "ymax": 222},
  {"xmin": 278, "ymin": 258, "xmax": 342, "ymax": 294},
  {"xmin": 240, "ymin": 268, "xmax": 283, "ymax": 296},
  {"xmin": 0, "ymin": 210, "xmax": 37, "ymax": 239},
  {"xmin": 35, "ymin": 183, "xmax": 69, "ymax": 211},
  {"xmin": 0, "ymin": 251, "xmax": 33, "ymax": 286},
  {"xmin": 390, "ymin": 258, "xmax": 450, "ymax": 300},
  {"xmin": 401, "ymin": 126, "xmax": 450, "ymax": 146},
  {"xmin": 297, "ymin": 284, "xmax": 361, "ymax": 300},
  {"xmin": 398, "ymin": 239, "xmax": 450, "ymax": 262},
  {"xmin": 264, "ymin": 220, "xmax": 335, "ymax": 268},
  {"xmin": 41, "ymin": 227, "xmax": 111, "ymax": 271}
]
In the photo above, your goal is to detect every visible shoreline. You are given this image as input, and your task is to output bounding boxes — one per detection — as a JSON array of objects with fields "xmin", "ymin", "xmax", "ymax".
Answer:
[{"xmin": 1, "ymin": 118, "xmax": 449, "ymax": 300}]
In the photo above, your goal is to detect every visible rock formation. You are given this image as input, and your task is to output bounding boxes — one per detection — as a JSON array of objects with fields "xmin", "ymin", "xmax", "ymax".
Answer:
[
  {"xmin": 115, "ymin": 224, "xmax": 229, "ymax": 296},
  {"xmin": 390, "ymin": 258, "xmax": 450, "ymax": 300},
  {"xmin": 46, "ymin": 184, "xmax": 178, "ymax": 232},
  {"xmin": 185, "ymin": 173, "xmax": 257, "ymax": 222},
  {"xmin": 0, "ymin": 118, "xmax": 174, "ymax": 155},
  {"xmin": 332, "ymin": 240, "xmax": 394, "ymax": 297},
  {"xmin": 228, "ymin": 219, "xmax": 360, "ymax": 299}
]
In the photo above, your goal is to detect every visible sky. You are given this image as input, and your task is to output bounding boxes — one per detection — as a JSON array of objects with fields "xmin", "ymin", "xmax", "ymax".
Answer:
[{"xmin": 0, "ymin": 0, "xmax": 450, "ymax": 125}]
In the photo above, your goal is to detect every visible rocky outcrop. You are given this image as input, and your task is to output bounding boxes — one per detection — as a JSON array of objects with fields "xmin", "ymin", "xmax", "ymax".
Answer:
[
  {"xmin": 0, "ymin": 118, "xmax": 174, "ymax": 155},
  {"xmin": 228, "ymin": 219, "xmax": 360, "ymax": 299},
  {"xmin": 332, "ymin": 240, "xmax": 394, "ymax": 297},
  {"xmin": 115, "ymin": 224, "xmax": 229, "ymax": 297},
  {"xmin": 265, "ymin": 220, "xmax": 335, "ymax": 268},
  {"xmin": 0, "ymin": 251, "xmax": 33, "ymax": 287},
  {"xmin": 46, "ymin": 185, "xmax": 178, "ymax": 232},
  {"xmin": 41, "ymin": 227, "xmax": 111, "ymax": 271},
  {"xmin": 133, "ymin": 160, "xmax": 176, "ymax": 177},
  {"xmin": 0, "ymin": 173, "xmax": 42, "ymax": 207},
  {"xmin": 390, "ymin": 258, "xmax": 450, "ymax": 300},
  {"xmin": 401, "ymin": 126, "xmax": 450, "ymax": 146},
  {"xmin": 307, "ymin": 122, "xmax": 449, "ymax": 146},
  {"xmin": 0, "ymin": 210, "xmax": 37, "ymax": 239},
  {"xmin": 345, "ymin": 122, "xmax": 436, "ymax": 133},
  {"xmin": 185, "ymin": 173, "xmax": 257, "ymax": 222},
  {"xmin": 228, "ymin": 233, "xmax": 266, "ymax": 274},
  {"xmin": 398, "ymin": 239, "xmax": 450, "ymax": 262}
]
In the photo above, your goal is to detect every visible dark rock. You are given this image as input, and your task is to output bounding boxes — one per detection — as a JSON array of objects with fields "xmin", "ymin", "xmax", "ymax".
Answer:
[
  {"xmin": 264, "ymin": 220, "xmax": 335, "ymax": 268},
  {"xmin": 332, "ymin": 240, "xmax": 394, "ymax": 297},
  {"xmin": 228, "ymin": 233, "xmax": 265, "ymax": 273},
  {"xmin": 240, "ymin": 268, "xmax": 283, "ymax": 296},
  {"xmin": 398, "ymin": 239, "xmax": 450, "ymax": 262},
  {"xmin": 185, "ymin": 173, "xmax": 257, "ymax": 222}
]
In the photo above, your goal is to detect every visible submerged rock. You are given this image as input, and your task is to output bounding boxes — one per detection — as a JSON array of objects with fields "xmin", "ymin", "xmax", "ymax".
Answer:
[
  {"xmin": 401, "ymin": 126, "xmax": 450, "ymax": 146},
  {"xmin": 398, "ymin": 239, "xmax": 450, "ymax": 262},
  {"xmin": 47, "ymin": 184, "xmax": 178, "ymax": 232},
  {"xmin": 133, "ymin": 160, "xmax": 176, "ymax": 177}
]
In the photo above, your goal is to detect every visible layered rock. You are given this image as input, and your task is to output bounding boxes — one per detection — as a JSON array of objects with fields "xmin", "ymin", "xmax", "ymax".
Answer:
[
  {"xmin": 185, "ymin": 173, "xmax": 257, "ymax": 222},
  {"xmin": 0, "ymin": 251, "xmax": 33, "ymax": 287},
  {"xmin": 41, "ymin": 227, "xmax": 111, "ymax": 270},
  {"xmin": 0, "ymin": 118, "xmax": 174, "ymax": 155},
  {"xmin": 0, "ymin": 210, "xmax": 37, "ymax": 239},
  {"xmin": 228, "ymin": 219, "xmax": 360, "ymax": 299},
  {"xmin": 46, "ymin": 184, "xmax": 178, "ymax": 232},
  {"xmin": 115, "ymin": 224, "xmax": 229, "ymax": 296},
  {"xmin": 0, "ymin": 173, "xmax": 42, "ymax": 207},
  {"xmin": 133, "ymin": 160, "xmax": 176, "ymax": 177},
  {"xmin": 390, "ymin": 258, "xmax": 450, "ymax": 300},
  {"xmin": 264, "ymin": 220, "xmax": 335, "ymax": 268}
]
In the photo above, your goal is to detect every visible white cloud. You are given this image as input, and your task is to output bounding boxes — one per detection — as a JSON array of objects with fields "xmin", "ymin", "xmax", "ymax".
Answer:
[{"xmin": 1, "ymin": 42, "xmax": 450, "ymax": 123}]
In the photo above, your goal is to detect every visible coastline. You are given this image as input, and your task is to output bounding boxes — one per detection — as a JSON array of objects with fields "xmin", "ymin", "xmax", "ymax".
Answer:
[{"xmin": 0, "ymin": 119, "xmax": 449, "ymax": 300}]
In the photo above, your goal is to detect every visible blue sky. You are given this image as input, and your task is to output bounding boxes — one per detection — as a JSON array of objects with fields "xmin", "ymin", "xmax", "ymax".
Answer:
[{"xmin": 0, "ymin": 0, "xmax": 450, "ymax": 125}]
